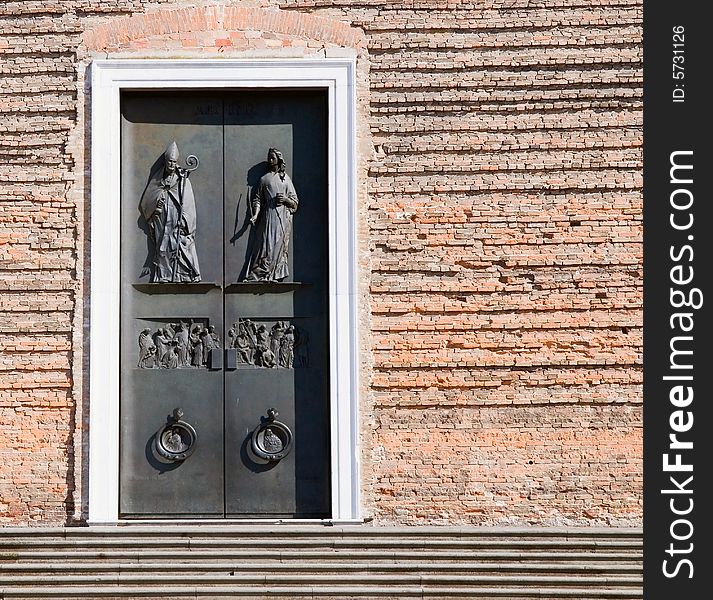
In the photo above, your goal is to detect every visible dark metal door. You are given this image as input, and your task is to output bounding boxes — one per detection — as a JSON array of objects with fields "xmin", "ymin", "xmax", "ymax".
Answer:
[{"xmin": 119, "ymin": 90, "xmax": 330, "ymax": 518}]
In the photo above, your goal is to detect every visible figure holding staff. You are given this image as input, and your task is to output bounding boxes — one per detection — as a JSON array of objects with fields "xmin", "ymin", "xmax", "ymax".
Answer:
[{"xmin": 140, "ymin": 141, "xmax": 201, "ymax": 282}]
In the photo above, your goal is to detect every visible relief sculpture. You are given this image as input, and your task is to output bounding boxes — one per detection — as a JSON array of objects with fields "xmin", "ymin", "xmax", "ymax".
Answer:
[
  {"xmin": 139, "ymin": 141, "xmax": 201, "ymax": 283},
  {"xmin": 227, "ymin": 319, "xmax": 307, "ymax": 368},
  {"xmin": 137, "ymin": 320, "xmax": 221, "ymax": 369},
  {"xmin": 243, "ymin": 148, "xmax": 299, "ymax": 282}
]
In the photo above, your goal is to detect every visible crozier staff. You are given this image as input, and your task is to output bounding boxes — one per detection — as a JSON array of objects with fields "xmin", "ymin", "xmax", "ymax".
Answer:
[
  {"xmin": 139, "ymin": 141, "xmax": 201, "ymax": 282},
  {"xmin": 244, "ymin": 148, "xmax": 299, "ymax": 282}
]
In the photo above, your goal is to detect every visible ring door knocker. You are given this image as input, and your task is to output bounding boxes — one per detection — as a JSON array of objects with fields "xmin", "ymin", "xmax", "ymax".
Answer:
[
  {"xmin": 153, "ymin": 407, "xmax": 198, "ymax": 463},
  {"xmin": 251, "ymin": 408, "xmax": 293, "ymax": 462}
]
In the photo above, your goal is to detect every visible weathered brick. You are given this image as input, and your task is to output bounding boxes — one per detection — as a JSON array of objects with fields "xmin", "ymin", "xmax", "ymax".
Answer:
[{"xmin": 0, "ymin": 0, "xmax": 642, "ymax": 527}]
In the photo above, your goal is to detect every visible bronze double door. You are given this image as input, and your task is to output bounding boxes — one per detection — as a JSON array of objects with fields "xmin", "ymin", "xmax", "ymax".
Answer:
[{"xmin": 119, "ymin": 90, "xmax": 330, "ymax": 518}]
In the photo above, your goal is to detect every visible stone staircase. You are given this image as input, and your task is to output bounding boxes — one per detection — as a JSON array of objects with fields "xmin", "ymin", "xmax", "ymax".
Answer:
[{"xmin": 0, "ymin": 525, "xmax": 642, "ymax": 599}]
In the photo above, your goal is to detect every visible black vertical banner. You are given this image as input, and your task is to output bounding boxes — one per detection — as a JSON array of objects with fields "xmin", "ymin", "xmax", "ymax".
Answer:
[{"xmin": 643, "ymin": 2, "xmax": 711, "ymax": 598}]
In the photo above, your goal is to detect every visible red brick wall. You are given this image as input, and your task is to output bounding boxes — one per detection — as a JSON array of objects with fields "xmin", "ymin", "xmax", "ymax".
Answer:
[{"xmin": 0, "ymin": 0, "xmax": 642, "ymax": 525}]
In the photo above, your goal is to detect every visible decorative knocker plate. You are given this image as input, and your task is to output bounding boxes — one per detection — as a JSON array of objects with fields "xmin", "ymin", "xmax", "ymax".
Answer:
[
  {"xmin": 251, "ymin": 408, "xmax": 293, "ymax": 462},
  {"xmin": 153, "ymin": 408, "xmax": 198, "ymax": 463}
]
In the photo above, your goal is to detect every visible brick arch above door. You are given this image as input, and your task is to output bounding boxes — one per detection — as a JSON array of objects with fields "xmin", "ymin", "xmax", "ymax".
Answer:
[{"xmin": 81, "ymin": 4, "xmax": 366, "ymax": 55}]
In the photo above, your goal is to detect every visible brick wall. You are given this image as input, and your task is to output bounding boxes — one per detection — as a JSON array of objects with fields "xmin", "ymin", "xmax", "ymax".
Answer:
[{"xmin": 0, "ymin": 0, "xmax": 642, "ymax": 525}]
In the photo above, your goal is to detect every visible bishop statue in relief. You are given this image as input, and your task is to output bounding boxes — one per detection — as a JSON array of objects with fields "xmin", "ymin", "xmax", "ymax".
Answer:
[{"xmin": 139, "ymin": 141, "xmax": 201, "ymax": 283}]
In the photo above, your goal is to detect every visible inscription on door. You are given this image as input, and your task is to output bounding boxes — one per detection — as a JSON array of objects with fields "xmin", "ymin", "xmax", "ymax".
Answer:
[{"xmin": 119, "ymin": 90, "xmax": 330, "ymax": 518}]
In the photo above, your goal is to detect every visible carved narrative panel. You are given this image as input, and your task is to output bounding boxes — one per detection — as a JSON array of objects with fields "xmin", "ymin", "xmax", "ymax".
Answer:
[{"xmin": 227, "ymin": 318, "xmax": 308, "ymax": 368}]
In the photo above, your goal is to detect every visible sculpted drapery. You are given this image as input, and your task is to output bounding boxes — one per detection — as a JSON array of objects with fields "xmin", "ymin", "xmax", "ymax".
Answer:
[
  {"xmin": 244, "ymin": 148, "xmax": 299, "ymax": 282},
  {"xmin": 139, "ymin": 141, "xmax": 201, "ymax": 283}
]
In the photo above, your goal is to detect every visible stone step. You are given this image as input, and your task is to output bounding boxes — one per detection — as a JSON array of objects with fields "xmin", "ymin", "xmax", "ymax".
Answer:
[
  {"xmin": 0, "ymin": 527, "xmax": 642, "ymax": 535},
  {"xmin": 0, "ymin": 585, "xmax": 644, "ymax": 599},
  {"xmin": 0, "ymin": 526, "xmax": 643, "ymax": 537},
  {"xmin": 0, "ymin": 560, "xmax": 642, "ymax": 574},
  {"xmin": 0, "ymin": 536, "xmax": 643, "ymax": 550},
  {"xmin": 0, "ymin": 527, "xmax": 643, "ymax": 599},
  {"xmin": 0, "ymin": 573, "xmax": 643, "ymax": 584},
  {"xmin": 0, "ymin": 548, "xmax": 643, "ymax": 563}
]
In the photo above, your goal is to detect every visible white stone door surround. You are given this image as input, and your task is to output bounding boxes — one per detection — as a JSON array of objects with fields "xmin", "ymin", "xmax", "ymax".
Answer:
[{"xmin": 88, "ymin": 59, "xmax": 360, "ymax": 523}]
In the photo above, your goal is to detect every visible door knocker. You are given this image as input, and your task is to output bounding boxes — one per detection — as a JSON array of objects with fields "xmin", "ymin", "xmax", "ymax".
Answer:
[
  {"xmin": 153, "ymin": 407, "xmax": 198, "ymax": 463},
  {"xmin": 251, "ymin": 408, "xmax": 293, "ymax": 462}
]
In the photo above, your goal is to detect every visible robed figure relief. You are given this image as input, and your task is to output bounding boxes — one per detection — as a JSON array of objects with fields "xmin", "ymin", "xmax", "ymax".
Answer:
[
  {"xmin": 244, "ymin": 148, "xmax": 299, "ymax": 282},
  {"xmin": 139, "ymin": 141, "xmax": 201, "ymax": 283}
]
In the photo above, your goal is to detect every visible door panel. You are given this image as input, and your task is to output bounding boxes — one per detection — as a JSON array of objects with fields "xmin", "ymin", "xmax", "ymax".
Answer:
[
  {"xmin": 223, "ymin": 90, "xmax": 328, "ymax": 287},
  {"xmin": 223, "ymin": 367, "xmax": 330, "ymax": 517},
  {"xmin": 121, "ymin": 92, "xmax": 225, "ymax": 518},
  {"xmin": 119, "ymin": 90, "xmax": 330, "ymax": 519},
  {"xmin": 120, "ymin": 366, "xmax": 224, "ymax": 517},
  {"xmin": 223, "ymin": 90, "xmax": 329, "ymax": 517},
  {"xmin": 121, "ymin": 92, "xmax": 225, "ymax": 286}
]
